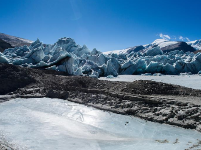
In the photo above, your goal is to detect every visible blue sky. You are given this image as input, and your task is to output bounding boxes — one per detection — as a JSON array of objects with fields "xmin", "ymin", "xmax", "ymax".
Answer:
[{"xmin": 1, "ymin": 0, "xmax": 201, "ymax": 52}]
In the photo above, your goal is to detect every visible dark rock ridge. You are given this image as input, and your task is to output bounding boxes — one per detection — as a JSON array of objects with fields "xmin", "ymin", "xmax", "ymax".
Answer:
[
  {"xmin": 0, "ymin": 39, "xmax": 13, "ymax": 52},
  {"xmin": 194, "ymin": 50, "xmax": 201, "ymax": 54},
  {"xmin": 1, "ymin": 63, "xmax": 201, "ymax": 132},
  {"xmin": 161, "ymin": 42, "xmax": 196, "ymax": 53},
  {"xmin": 0, "ymin": 33, "xmax": 32, "ymax": 47}
]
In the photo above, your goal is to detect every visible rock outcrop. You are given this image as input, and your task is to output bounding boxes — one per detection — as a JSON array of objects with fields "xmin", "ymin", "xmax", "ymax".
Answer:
[{"xmin": 0, "ymin": 39, "xmax": 13, "ymax": 52}]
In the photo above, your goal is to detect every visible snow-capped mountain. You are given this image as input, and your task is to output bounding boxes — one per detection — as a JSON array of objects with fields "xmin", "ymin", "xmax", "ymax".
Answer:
[
  {"xmin": 151, "ymin": 39, "xmax": 178, "ymax": 48},
  {"xmin": 187, "ymin": 39, "xmax": 201, "ymax": 50},
  {"xmin": 104, "ymin": 39, "xmax": 196, "ymax": 54},
  {"xmin": 0, "ymin": 33, "xmax": 33, "ymax": 47},
  {"xmin": 103, "ymin": 46, "xmax": 145, "ymax": 55}
]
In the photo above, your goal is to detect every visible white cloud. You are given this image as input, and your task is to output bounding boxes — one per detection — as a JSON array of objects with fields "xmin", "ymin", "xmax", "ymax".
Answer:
[
  {"xmin": 158, "ymin": 33, "xmax": 191, "ymax": 42},
  {"xmin": 172, "ymin": 36, "xmax": 177, "ymax": 40},
  {"xmin": 186, "ymin": 37, "xmax": 190, "ymax": 42},
  {"xmin": 179, "ymin": 36, "xmax": 184, "ymax": 41},
  {"xmin": 159, "ymin": 33, "xmax": 171, "ymax": 40},
  {"xmin": 179, "ymin": 36, "xmax": 190, "ymax": 42}
]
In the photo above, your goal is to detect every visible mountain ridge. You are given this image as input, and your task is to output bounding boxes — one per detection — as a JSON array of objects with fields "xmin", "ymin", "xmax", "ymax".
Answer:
[
  {"xmin": 104, "ymin": 39, "xmax": 199, "ymax": 54},
  {"xmin": 0, "ymin": 33, "xmax": 200, "ymax": 54},
  {"xmin": 0, "ymin": 33, "xmax": 33, "ymax": 47}
]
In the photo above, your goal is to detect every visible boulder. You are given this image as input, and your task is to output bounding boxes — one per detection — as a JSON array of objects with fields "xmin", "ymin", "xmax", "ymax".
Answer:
[{"xmin": 46, "ymin": 90, "xmax": 69, "ymax": 99}]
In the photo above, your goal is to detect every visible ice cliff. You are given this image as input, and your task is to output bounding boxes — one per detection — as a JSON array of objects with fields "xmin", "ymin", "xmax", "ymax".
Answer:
[{"xmin": 1, "ymin": 37, "xmax": 201, "ymax": 77}]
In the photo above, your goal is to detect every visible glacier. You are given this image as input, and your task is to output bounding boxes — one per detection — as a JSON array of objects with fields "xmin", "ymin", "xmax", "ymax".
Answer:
[
  {"xmin": 0, "ymin": 98, "xmax": 201, "ymax": 150},
  {"xmin": 1, "ymin": 37, "xmax": 201, "ymax": 77}
]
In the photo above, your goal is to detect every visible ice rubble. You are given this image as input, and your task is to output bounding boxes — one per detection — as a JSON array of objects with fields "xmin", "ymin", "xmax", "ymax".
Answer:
[
  {"xmin": 0, "ymin": 98, "xmax": 201, "ymax": 150},
  {"xmin": 1, "ymin": 37, "xmax": 201, "ymax": 77}
]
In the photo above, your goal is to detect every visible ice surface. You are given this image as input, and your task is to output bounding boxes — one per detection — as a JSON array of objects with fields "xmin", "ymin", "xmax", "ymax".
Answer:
[
  {"xmin": 0, "ymin": 98, "xmax": 201, "ymax": 150},
  {"xmin": 100, "ymin": 75, "xmax": 201, "ymax": 90},
  {"xmin": 0, "ymin": 52, "xmax": 9, "ymax": 63},
  {"xmin": 146, "ymin": 47, "xmax": 163, "ymax": 56}
]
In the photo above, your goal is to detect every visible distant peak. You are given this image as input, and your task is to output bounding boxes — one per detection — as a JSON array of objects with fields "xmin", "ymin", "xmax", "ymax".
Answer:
[
  {"xmin": 0, "ymin": 33, "xmax": 33, "ymax": 47},
  {"xmin": 152, "ymin": 39, "xmax": 168, "ymax": 45}
]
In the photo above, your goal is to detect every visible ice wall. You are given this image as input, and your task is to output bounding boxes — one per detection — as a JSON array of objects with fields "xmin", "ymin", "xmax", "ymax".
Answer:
[{"xmin": 1, "ymin": 38, "xmax": 201, "ymax": 77}]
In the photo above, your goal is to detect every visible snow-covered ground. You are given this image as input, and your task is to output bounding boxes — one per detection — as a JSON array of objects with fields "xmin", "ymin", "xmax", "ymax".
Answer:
[
  {"xmin": 103, "ymin": 48, "xmax": 131, "ymax": 55},
  {"xmin": 157, "ymin": 41, "xmax": 178, "ymax": 48},
  {"xmin": 100, "ymin": 75, "xmax": 201, "ymax": 90},
  {"xmin": 0, "ymin": 98, "xmax": 201, "ymax": 150}
]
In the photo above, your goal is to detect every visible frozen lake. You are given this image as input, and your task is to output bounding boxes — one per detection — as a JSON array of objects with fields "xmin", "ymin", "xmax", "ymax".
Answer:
[
  {"xmin": 99, "ymin": 75, "xmax": 201, "ymax": 90},
  {"xmin": 0, "ymin": 98, "xmax": 201, "ymax": 150}
]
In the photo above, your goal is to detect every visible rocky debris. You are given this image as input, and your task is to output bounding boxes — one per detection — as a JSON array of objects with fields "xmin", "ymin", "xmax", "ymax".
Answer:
[
  {"xmin": 0, "ymin": 138, "xmax": 17, "ymax": 150},
  {"xmin": 0, "ymin": 64, "xmax": 36, "ymax": 95},
  {"xmin": 194, "ymin": 50, "xmax": 201, "ymax": 54},
  {"xmin": 1, "ymin": 63, "xmax": 201, "ymax": 132},
  {"xmin": 124, "ymin": 80, "xmax": 201, "ymax": 96},
  {"xmin": 46, "ymin": 90, "xmax": 69, "ymax": 99},
  {"xmin": 0, "ymin": 95, "xmax": 16, "ymax": 103},
  {"xmin": 0, "ymin": 143, "xmax": 12, "ymax": 150},
  {"xmin": 66, "ymin": 91, "xmax": 201, "ymax": 130}
]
